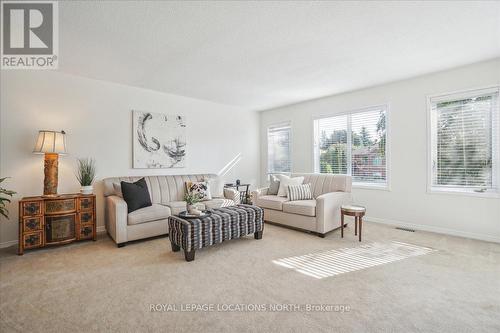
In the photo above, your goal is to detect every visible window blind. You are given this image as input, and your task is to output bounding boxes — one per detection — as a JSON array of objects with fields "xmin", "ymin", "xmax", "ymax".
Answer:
[
  {"xmin": 314, "ymin": 107, "xmax": 387, "ymax": 186},
  {"xmin": 430, "ymin": 88, "xmax": 499, "ymax": 192},
  {"xmin": 267, "ymin": 124, "xmax": 291, "ymax": 173},
  {"xmin": 316, "ymin": 114, "xmax": 348, "ymax": 174},
  {"xmin": 351, "ymin": 110, "xmax": 387, "ymax": 184}
]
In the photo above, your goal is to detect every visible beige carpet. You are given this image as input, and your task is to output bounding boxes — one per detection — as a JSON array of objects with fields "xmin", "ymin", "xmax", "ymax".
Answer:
[
  {"xmin": 272, "ymin": 241, "xmax": 436, "ymax": 279},
  {"xmin": 1, "ymin": 222, "xmax": 499, "ymax": 332}
]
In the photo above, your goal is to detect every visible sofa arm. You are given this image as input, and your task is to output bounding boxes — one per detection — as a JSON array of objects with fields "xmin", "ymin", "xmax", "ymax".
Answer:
[
  {"xmin": 223, "ymin": 188, "xmax": 241, "ymax": 204},
  {"xmin": 250, "ymin": 187, "xmax": 269, "ymax": 204},
  {"xmin": 105, "ymin": 195, "xmax": 128, "ymax": 245},
  {"xmin": 316, "ymin": 192, "xmax": 353, "ymax": 234}
]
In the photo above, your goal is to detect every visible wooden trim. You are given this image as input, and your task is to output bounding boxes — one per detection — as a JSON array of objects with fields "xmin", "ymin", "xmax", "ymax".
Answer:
[
  {"xmin": 22, "ymin": 216, "xmax": 43, "ymax": 233},
  {"xmin": 44, "ymin": 198, "xmax": 77, "ymax": 215},
  {"xmin": 22, "ymin": 231, "xmax": 43, "ymax": 249},
  {"xmin": 78, "ymin": 196, "xmax": 94, "ymax": 212},
  {"xmin": 22, "ymin": 200, "xmax": 43, "ymax": 217},
  {"xmin": 44, "ymin": 213, "xmax": 77, "ymax": 245},
  {"xmin": 18, "ymin": 202, "xmax": 23, "ymax": 255}
]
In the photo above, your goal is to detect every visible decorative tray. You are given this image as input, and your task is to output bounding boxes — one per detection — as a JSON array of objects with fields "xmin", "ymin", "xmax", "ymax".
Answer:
[{"xmin": 177, "ymin": 210, "xmax": 213, "ymax": 219}]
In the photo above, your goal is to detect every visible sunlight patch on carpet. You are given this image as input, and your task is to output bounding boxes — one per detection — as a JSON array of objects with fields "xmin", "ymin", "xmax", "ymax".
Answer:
[{"xmin": 272, "ymin": 241, "xmax": 436, "ymax": 279}]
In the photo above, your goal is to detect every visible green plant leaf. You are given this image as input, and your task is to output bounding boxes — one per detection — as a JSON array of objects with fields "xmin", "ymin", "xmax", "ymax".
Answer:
[
  {"xmin": 0, "ymin": 209, "xmax": 8, "ymax": 219},
  {"xmin": 76, "ymin": 158, "xmax": 97, "ymax": 186},
  {"xmin": 0, "ymin": 177, "xmax": 15, "ymax": 219}
]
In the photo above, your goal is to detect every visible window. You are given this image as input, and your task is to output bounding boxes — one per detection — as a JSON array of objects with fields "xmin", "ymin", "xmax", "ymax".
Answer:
[
  {"xmin": 314, "ymin": 106, "xmax": 388, "ymax": 187},
  {"xmin": 267, "ymin": 123, "xmax": 292, "ymax": 174},
  {"xmin": 429, "ymin": 87, "xmax": 499, "ymax": 195}
]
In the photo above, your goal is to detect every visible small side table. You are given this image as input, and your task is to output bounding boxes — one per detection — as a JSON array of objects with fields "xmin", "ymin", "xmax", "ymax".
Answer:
[
  {"xmin": 341, "ymin": 205, "xmax": 366, "ymax": 242},
  {"xmin": 224, "ymin": 183, "xmax": 250, "ymax": 204}
]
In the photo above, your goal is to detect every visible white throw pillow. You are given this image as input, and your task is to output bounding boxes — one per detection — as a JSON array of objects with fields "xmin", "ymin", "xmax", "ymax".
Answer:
[
  {"xmin": 276, "ymin": 175, "xmax": 304, "ymax": 197},
  {"xmin": 268, "ymin": 174, "xmax": 280, "ymax": 195},
  {"xmin": 206, "ymin": 177, "xmax": 225, "ymax": 198}
]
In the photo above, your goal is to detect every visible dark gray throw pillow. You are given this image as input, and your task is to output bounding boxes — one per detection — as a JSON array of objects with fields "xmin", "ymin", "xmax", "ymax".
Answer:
[
  {"xmin": 121, "ymin": 178, "xmax": 152, "ymax": 213},
  {"xmin": 268, "ymin": 174, "xmax": 280, "ymax": 195}
]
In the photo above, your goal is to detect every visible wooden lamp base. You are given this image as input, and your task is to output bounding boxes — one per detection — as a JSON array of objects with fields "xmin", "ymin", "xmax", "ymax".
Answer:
[{"xmin": 43, "ymin": 153, "xmax": 59, "ymax": 196}]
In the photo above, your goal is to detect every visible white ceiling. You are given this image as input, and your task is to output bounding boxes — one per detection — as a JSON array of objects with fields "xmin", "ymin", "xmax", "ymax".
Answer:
[{"xmin": 59, "ymin": 1, "xmax": 500, "ymax": 110}]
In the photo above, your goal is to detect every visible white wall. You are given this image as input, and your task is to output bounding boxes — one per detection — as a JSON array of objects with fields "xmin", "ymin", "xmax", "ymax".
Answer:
[
  {"xmin": 0, "ymin": 71, "xmax": 260, "ymax": 246},
  {"xmin": 260, "ymin": 59, "xmax": 500, "ymax": 242}
]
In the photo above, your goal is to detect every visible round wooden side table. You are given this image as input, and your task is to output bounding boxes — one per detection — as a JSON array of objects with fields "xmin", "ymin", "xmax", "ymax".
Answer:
[{"xmin": 341, "ymin": 205, "xmax": 366, "ymax": 241}]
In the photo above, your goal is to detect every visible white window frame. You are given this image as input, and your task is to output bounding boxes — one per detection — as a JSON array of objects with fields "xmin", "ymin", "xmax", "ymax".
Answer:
[
  {"xmin": 267, "ymin": 121, "xmax": 292, "ymax": 177},
  {"xmin": 426, "ymin": 86, "xmax": 500, "ymax": 198},
  {"xmin": 312, "ymin": 104, "xmax": 391, "ymax": 190}
]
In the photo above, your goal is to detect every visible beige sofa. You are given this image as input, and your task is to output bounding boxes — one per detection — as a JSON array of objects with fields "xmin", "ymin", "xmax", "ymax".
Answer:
[
  {"xmin": 103, "ymin": 174, "xmax": 239, "ymax": 247},
  {"xmin": 251, "ymin": 173, "xmax": 352, "ymax": 237}
]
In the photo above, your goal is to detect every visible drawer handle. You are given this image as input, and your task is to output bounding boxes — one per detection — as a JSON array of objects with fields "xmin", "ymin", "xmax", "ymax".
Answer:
[
  {"xmin": 26, "ymin": 235, "xmax": 39, "ymax": 245},
  {"xmin": 81, "ymin": 200, "xmax": 92, "ymax": 209},
  {"xmin": 82, "ymin": 227, "xmax": 92, "ymax": 236},
  {"xmin": 26, "ymin": 219, "xmax": 38, "ymax": 230},
  {"xmin": 26, "ymin": 203, "xmax": 38, "ymax": 214}
]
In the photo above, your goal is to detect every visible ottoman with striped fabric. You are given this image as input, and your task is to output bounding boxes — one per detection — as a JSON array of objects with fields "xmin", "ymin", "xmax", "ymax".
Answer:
[{"xmin": 168, "ymin": 204, "xmax": 264, "ymax": 261}]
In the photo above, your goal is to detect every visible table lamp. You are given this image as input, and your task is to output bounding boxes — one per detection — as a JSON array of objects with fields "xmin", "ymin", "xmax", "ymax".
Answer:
[{"xmin": 33, "ymin": 130, "xmax": 67, "ymax": 196}]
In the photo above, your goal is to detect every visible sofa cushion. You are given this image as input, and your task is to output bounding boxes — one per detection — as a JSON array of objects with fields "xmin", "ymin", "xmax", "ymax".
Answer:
[
  {"xmin": 276, "ymin": 175, "xmax": 304, "ymax": 197},
  {"xmin": 291, "ymin": 173, "xmax": 352, "ymax": 197},
  {"xmin": 121, "ymin": 178, "xmax": 152, "ymax": 213},
  {"xmin": 185, "ymin": 181, "xmax": 212, "ymax": 201},
  {"xmin": 165, "ymin": 201, "xmax": 204, "ymax": 215},
  {"xmin": 206, "ymin": 176, "xmax": 225, "ymax": 198},
  {"xmin": 204, "ymin": 198, "xmax": 235, "ymax": 209},
  {"xmin": 128, "ymin": 204, "xmax": 171, "ymax": 225},
  {"xmin": 282, "ymin": 200, "xmax": 316, "ymax": 217},
  {"xmin": 268, "ymin": 174, "xmax": 280, "ymax": 195},
  {"xmin": 256, "ymin": 195, "xmax": 289, "ymax": 211},
  {"xmin": 287, "ymin": 183, "xmax": 313, "ymax": 201}
]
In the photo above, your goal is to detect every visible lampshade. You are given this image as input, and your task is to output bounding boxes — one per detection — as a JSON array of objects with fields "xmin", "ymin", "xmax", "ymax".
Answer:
[{"xmin": 33, "ymin": 130, "xmax": 67, "ymax": 155}]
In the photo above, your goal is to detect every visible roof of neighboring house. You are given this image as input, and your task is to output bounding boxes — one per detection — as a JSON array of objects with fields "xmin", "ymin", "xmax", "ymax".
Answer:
[{"xmin": 352, "ymin": 145, "xmax": 381, "ymax": 156}]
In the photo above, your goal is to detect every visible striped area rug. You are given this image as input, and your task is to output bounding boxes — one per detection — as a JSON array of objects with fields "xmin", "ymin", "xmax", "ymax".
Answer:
[{"xmin": 272, "ymin": 241, "xmax": 435, "ymax": 279}]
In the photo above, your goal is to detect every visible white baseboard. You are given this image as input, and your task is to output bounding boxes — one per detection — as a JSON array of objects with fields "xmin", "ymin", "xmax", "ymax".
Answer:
[
  {"xmin": 2, "ymin": 220, "xmax": 498, "ymax": 247},
  {"xmin": 0, "ymin": 239, "xmax": 18, "ymax": 249},
  {"xmin": 365, "ymin": 216, "xmax": 500, "ymax": 244},
  {"xmin": 0, "ymin": 226, "xmax": 107, "ymax": 249}
]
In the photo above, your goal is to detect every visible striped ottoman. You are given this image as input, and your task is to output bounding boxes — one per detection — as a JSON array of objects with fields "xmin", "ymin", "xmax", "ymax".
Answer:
[{"xmin": 168, "ymin": 204, "xmax": 264, "ymax": 262}]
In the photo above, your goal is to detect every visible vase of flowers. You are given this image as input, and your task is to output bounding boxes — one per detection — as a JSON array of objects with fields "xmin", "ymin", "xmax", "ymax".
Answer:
[
  {"xmin": 184, "ymin": 192, "xmax": 201, "ymax": 214},
  {"xmin": 76, "ymin": 158, "xmax": 96, "ymax": 195}
]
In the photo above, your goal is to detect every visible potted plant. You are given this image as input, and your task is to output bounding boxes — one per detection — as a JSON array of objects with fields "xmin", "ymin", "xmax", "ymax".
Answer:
[
  {"xmin": 0, "ymin": 177, "xmax": 16, "ymax": 219},
  {"xmin": 76, "ymin": 158, "xmax": 96, "ymax": 195},
  {"xmin": 184, "ymin": 192, "xmax": 201, "ymax": 214}
]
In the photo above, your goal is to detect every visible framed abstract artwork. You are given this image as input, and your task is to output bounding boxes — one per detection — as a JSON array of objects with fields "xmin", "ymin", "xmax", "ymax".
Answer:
[{"xmin": 132, "ymin": 110, "xmax": 186, "ymax": 168}]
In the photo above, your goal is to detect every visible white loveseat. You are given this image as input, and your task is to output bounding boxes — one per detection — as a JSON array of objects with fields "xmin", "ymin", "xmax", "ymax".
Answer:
[
  {"xmin": 251, "ymin": 173, "xmax": 352, "ymax": 237},
  {"xmin": 103, "ymin": 174, "xmax": 239, "ymax": 247}
]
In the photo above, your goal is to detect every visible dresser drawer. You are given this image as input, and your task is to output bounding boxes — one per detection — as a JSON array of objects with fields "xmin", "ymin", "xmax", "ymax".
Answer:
[
  {"xmin": 23, "ymin": 216, "xmax": 43, "ymax": 232},
  {"xmin": 45, "ymin": 198, "xmax": 76, "ymax": 214},
  {"xmin": 78, "ymin": 197, "xmax": 94, "ymax": 211},
  {"xmin": 79, "ymin": 225, "xmax": 94, "ymax": 240},
  {"xmin": 23, "ymin": 231, "xmax": 43, "ymax": 249},
  {"xmin": 22, "ymin": 201, "xmax": 42, "ymax": 217},
  {"xmin": 78, "ymin": 211, "xmax": 94, "ymax": 225}
]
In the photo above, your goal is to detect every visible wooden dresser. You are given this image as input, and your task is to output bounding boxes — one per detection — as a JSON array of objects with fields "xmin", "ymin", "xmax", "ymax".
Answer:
[{"xmin": 18, "ymin": 194, "xmax": 96, "ymax": 255}]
